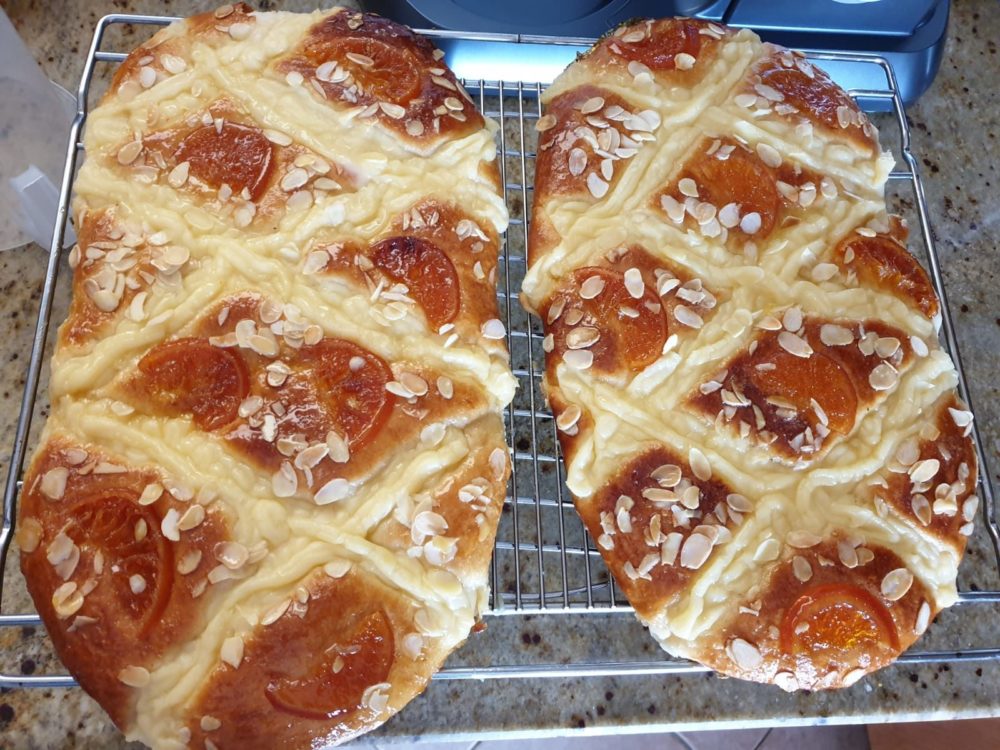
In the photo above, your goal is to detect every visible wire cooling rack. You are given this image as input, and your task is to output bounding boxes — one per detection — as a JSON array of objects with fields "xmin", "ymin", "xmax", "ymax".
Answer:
[{"xmin": 1, "ymin": 14, "xmax": 999, "ymax": 690}]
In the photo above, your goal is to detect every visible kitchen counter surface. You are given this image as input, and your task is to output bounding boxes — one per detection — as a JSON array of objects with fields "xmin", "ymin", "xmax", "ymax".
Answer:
[{"xmin": 1, "ymin": 1, "xmax": 999, "ymax": 747}]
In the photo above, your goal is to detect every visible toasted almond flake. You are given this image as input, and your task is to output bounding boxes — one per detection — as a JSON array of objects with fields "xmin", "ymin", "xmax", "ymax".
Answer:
[
  {"xmin": 811, "ymin": 262, "xmax": 838, "ymax": 282},
  {"xmin": 555, "ymin": 404, "xmax": 582, "ymax": 432},
  {"xmin": 910, "ymin": 335, "xmax": 929, "ymax": 357},
  {"xmin": 754, "ymin": 83, "xmax": 784, "ymax": 102},
  {"xmin": 280, "ymin": 167, "xmax": 309, "ymax": 192},
  {"xmin": 285, "ymin": 70, "xmax": 304, "ymax": 87},
  {"xmin": 261, "ymin": 598, "xmax": 291, "ymax": 626},
  {"xmin": 380, "ymin": 101, "xmax": 406, "ymax": 119},
  {"xmin": 774, "ymin": 671, "xmax": 799, "ymax": 692},
  {"xmin": 909, "ymin": 458, "xmax": 940, "ymax": 483},
  {"xmin": 679, "ymin": 533, "xmax": 712, "ymax": 569},
  {"xmin": 778, "ymin": 331, "xmax": 812, "ymax": 358},
  {"xmin": 566, "ymin": 326, "xmax": 600, "ymax": 349},
  {"xmin": 139, "ymin": 483, "xmax": 163, "ymax": 506},
  {"xmin": 535, "ymin": 114, "xmax": 557, "ymax": 132},
  {"xmin": 881, "ymin": 568, "xmax": 914, "ymax": 601},
  {"xmin": 730, "ymin": 638, "xmax": 763, "ymax": 670},
  {"xmin": 178, "ymin": 504, "xmax": 206, "ymax": 532},
  {"xmin": 718, "ymin": 202, "xmax": 740, "ymax": 228},
  {"xmin": 490, "ymin": 447, "xmax": 507, "ymax": 481},
  {"xmin": 118, "ymin": 665, "xmax": 150, "ymax": 687},
  {"xmin": 619, "ymin": 267, "xmax": 644, "ymax": 299},
  {"xmin": 271, "ymin": 462, "xmax": 298, "ymax": 498},
  {"xmin": 324, "ymin": 559, "xmax": 352, "ymax": 578},
  {"xmin": 911, "ymin": 494, "xmax": 932, "ymax": 526},
  {"xmin": 405, "ymin": 119, "xmax": 425, "ymax": 137},
  {"xmin": 482, "ymin": 318, "xmax": 506, "ymax": 339},
  {"xmin": 674, "ymin": 304, "xmax": 703, "ymax": 329},
  {"xmin": 754, "ymin": 537, "xmax": 780, "ymax": 562},
  {"xmin": 739, "ymin": 212, "xmax": 762, "ymax": 234},
  {"xmin": 315, "ymin": 477, "xmax": 351, "ymax": 505},
  {"xmin": 948, "ymin": 407, "xmax": 974, "ymax": 428},
  {"xmin": 228, "ymin": 21, "xmax": 253, "ymax": 40},
  {"xmin": 345, "ymin": 51, "xmax": 374, "ymax": 67},
  {"xmin": 792, "ymin": 555, "xmax": 813, "ymax": 582},
  {"xmin": 756, "ymin": 142, "xmax": 781, "ymax": 168},
  {"xmin": 567, "ymin": 147, "xmax": 587, "ymax": 176},
  {"xmin": 869, "ymin": 362, "xmax": 898, "ymax": 391},
  {"xmin": 688, "ymin": 447, "xmax": 711, "ymax": 481},
  {"xmin": 214, "ymin": 541, "xmax": 249, "ymax": 570},
  {"xmin": 563, "ymin": 349, "xmax": 593, "ymax": 370},
  {"xmin": 579, "ymin": 275, "xmax": 606, "ymax": 299},
  {"xmin": 786, "ymin": 530, "xmax": 822, "ymax": 548},
  {"xmin": 678, "ymin": 178, "xmax": 699, "ymax": 198},
  {"xmin": 587, "ymin": 172, "xmax": 609, "ymax": 199},
  {"xmin": 652, "ymin": 464, "xmax": 682, "ymax": 488},
  {"xmin": 16, "ymin": 518, "xmax": 43, "ymax": 553},
  {"xmin": 220, "ymin": 635, "xmax": 244, "ymax": 668},
  {"xmin": 201, "ymin": 715, "xmax": 222, "ymax": 732},
  {"xmin": 727, "ymin": 493, "xmax": 752, "ymax": 514},
  {"xmin": 782, "ymin": 306, "xmax": 803, "ymax": 332},
  {"xmin": 398, "ymin": 371, "xmax": 428, "ymax": 397},
  {"xmin": 40, "ymin": 467, "xmax": 69, "ymax": 500},
  {"xmin": 915, "ymin": 600, "xmax": 931, "ymax": 634},
  {"xmin": 177, "ymin": 549, "xmax": 202, "ymax": 575},
  {"xmin": 580, "ymin": 96, "xmax": 605, "ymax": 114},
  {"xmin": 675, "ymin": 52, "xmax": 696, "ymax": 70},
  {"xmin": 842, "ymin": 668, "xmax": 866, "ymax": 687},
  {"xmin": 820, "ymin": 324, "xmax": 853, "ymax": 346}
]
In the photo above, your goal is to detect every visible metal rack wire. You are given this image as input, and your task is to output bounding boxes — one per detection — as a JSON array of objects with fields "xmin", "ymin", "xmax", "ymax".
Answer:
[{"xmin": 1, "ymin": 14, "xmax": 998, "ymax": 690}]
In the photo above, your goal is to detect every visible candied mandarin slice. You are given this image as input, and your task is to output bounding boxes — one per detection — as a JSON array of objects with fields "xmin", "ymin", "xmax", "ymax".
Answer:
[
  {"xmin": 174, "ymin": 122, "xmax": 274, "ymax": 202},
  {"xmin": 759, "ymin": 65, "xmax": 865, "ymax": 140},
  {"xmin": 780, "ymin": 583, "xmax": 899, "ymax": 658},
  {"xmin": 835, "ymin": 234, "xmax": 939, "ymax": 318},
  {"xmin": 625, "ymin": 20, "xmax": 702, "ymax": 70},
  {"xmin": 686, "ymin": 143, "xmax": 780, "ymax": 237},
  {"xmin": 748, "ymin": 348, "xmax": 858, "ymax": 435},
  {"xmin": 310, "ymin": 36, "xmax": 421, "ymax": 104},
  {"xmin": 370, "ymin": 236, "xmax": 460, "ymax": 329},
  {"xmin": 69, "ymin": 493, "xmax": 172, "ymax": 632},
  {"xmin": 552, "ymin": 268, "xmax": 667, "ymax": 372},
  {"xmin": 301, "ymin": 339, "xmax": 394, "ymax": 450},
  {"xmin": 266, "ymin": 610, "xmax": 394, "ymax": 719},
  {"xmin": 136, "ymin": 338, "xmax": 250, "ymax": 431}
]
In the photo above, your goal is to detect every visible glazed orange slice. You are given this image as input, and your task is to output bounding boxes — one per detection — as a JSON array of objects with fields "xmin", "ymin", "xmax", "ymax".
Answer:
[
  {"xmin": 266, "ymin": 610, "xmax": 395, "ymax": 719},
  {"xmin": 686, "ymin": 144, "xmax": 780, "ymax": 237},
  {"xmin": 370, "ymin": 236, "xmax": 460, "ymax": 329},
  {"xmin": 748, "ymin": 348, "xmax": 858, "ymax": 435},
  {"xmin": 306, "ymin": 36, "xmax": 422, "ymax": 104},
  {"xmin": 136, "ymin": 338, "xmax": 250, "ymax": 431},
  {"xmin": 626, "ymin": 20, "xmax": 702, "ymax": 71},
  {"xmin": 780, "ymin": 583, "xmax": 899, "ymax": 657},
  {"xmin": 760, "ymin": 65, "xmax": 860, "ymax": 137},
  {"xmin": 835, "ymin": 234, "xmax": 939, "ymax": 318},
  {"xmin": 299, "ymin": 339, "xmax": 394, "ymax": 450},
  {"xmin": 68, "ymin": 493, "xmax": 172, "ymax": 634},
  {"xmin": 551, "ymin": 268, "xmax": 667, "ymax": 372},
  {"xmin": 174, "ymin": 122, "xmax": 274, "ymax": 201}
]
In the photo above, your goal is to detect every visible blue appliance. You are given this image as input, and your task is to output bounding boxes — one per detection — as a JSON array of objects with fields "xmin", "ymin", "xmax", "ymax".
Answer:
[{"xmin": 363, "ymin": 0, "xmax": 949, "ymax": 107}]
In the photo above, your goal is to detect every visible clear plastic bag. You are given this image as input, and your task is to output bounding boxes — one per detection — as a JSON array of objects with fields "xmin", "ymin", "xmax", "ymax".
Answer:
[{"xmin": 0, "ymin": 8, "xmax": 76, "ymax": 251}]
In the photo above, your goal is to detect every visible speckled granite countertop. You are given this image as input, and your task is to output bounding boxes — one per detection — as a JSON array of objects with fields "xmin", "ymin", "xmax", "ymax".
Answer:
[{"xmin": 1, "ymin": 1, "xmax": 1000, "ymax": 747}]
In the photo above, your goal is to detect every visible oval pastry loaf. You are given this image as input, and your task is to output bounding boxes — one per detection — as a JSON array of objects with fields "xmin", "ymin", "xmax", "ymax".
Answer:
[
  {"xmin": 522, "ymin": 18, "xmax": 978, "ymax": 691},
  {"xmin": 18, "ymin": 5, "xmax": 514, "ymax": 747}
]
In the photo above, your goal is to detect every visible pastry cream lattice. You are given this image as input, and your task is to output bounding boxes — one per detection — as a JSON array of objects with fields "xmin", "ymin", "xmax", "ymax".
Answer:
[
  {"xmin": 18, "ymin": 6, "xmax": 513, "ymax": 748},
  {"xmin": 523, "ymin": 18, "xmax": 977, "ymax": 691}
]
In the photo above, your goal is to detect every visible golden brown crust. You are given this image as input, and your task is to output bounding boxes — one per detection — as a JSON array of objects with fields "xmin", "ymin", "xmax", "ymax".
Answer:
[
  {"xmin": 277, "ymin": 9, "xmax": 484, "ymax": 144},
  {"xmin": 183, "ymin": 567, "xmax": 454, "ymax": 748},
  {"xmin": 688, "ymin": 317, "xmax": 915, "ymax": 462},
  {"xmin": 696, "ymin": 541, "xmax": 930, "ymax": 690},
  {"xmin": 26, "ymin": 5, "xmax": 512, "ymax": 747},
  {"xmin": 19, "ymin": 438, "xmax": 230, "ymax": 729},
  {"xmin": 575, "ymin": 446, "xmax": 740, "ymax": 620},
  {"xmin": 525, "ymin": 15, "xmax": 976, "ymax": 694}
]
